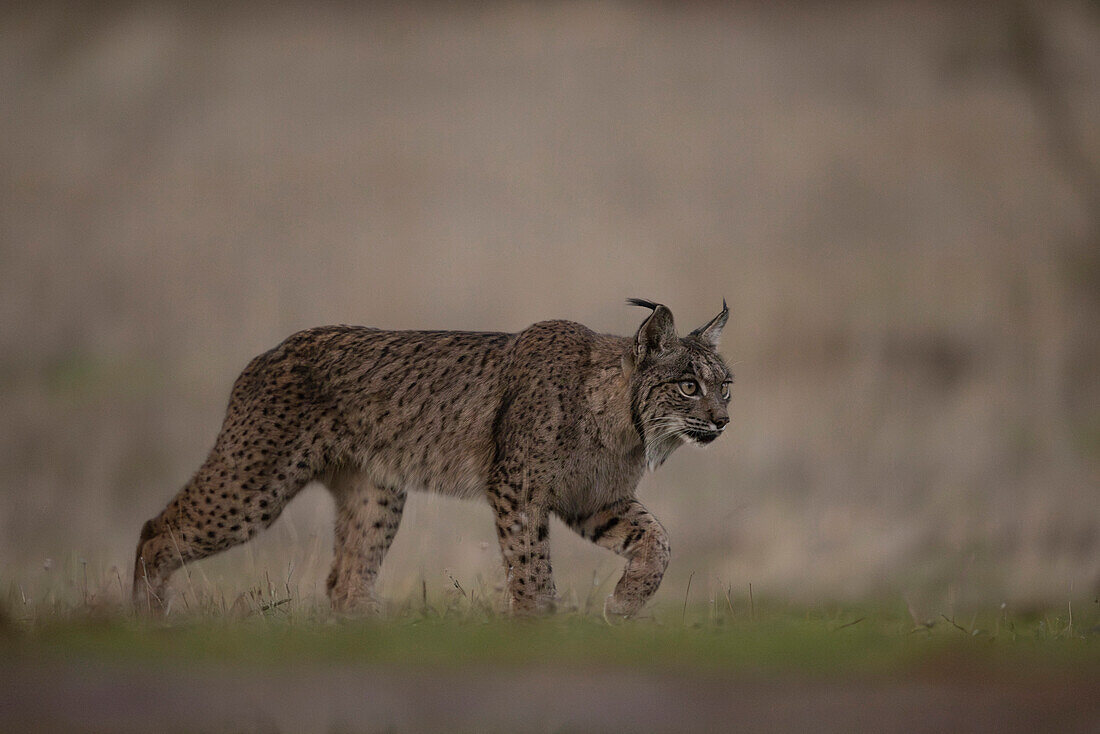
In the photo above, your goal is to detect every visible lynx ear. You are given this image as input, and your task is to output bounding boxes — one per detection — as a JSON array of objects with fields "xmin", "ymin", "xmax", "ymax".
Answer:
[
  {"xmin": 628, "ymin": 298, "xmax": 677, "ymax": 364},
  {"xmin": 688, "ymin": 298, "xmax": 729, "ymax": 348}
]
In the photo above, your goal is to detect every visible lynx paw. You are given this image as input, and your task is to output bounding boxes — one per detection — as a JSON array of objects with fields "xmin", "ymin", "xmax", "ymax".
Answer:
[{"xmin": 603, "ymin": 594, "xmax": 641, "ymax": 620}]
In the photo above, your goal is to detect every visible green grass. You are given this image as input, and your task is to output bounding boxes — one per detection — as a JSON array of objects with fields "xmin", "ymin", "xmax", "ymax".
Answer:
[
  {"xmin": 5, "ymin": 598, "xmax": 1098, "ymax": 679},
  {"xmin": 3, "ymin": 556, "xmax": 1097, "ymax": 678},
  {"xmin": 3, "ymin": 581, "xmax": 1097, "ymax": 734}
]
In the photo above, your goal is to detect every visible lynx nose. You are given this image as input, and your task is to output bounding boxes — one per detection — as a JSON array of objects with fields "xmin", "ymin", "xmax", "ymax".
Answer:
[{"xmin": 712, "ymin": 415, "xmax": 729, "ymax": 430}]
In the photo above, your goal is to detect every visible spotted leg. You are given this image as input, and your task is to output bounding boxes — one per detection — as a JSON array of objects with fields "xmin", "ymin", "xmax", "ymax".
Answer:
[
  {"xmin": 565, "ymin": 498, "xmax": 670, "ymax": 617},
  {"xmin": 324, "ymin": 472, "xmax": 407, "ymax": 613},
  {"xmin": 132, "ymin": 450, "xmax": 308, "ymax": 613},
  {"xmin": 487, "ymin": 476, "xmax": 556, "ymax": 615}
]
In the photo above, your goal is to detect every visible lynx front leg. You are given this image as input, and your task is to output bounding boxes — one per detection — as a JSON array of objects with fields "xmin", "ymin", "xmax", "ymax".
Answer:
[
  {"xmin": 487, "ymin": 480, "xmax": 556, "ymax": 614},
  {"xmin": 566, "ymin": 498, "xmax": 670, "ymax": 617}
]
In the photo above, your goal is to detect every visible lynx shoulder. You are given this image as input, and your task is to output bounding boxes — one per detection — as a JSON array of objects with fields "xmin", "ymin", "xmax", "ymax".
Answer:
[{"xmin": 133, "ymin": 300, "xmax": 733, "ymax": 616}]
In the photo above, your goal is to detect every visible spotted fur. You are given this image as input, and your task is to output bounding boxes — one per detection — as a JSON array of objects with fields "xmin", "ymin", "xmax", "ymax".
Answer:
[{"xmin": 133, "ymin": 300, "xmax": 733, "ymax": 616}]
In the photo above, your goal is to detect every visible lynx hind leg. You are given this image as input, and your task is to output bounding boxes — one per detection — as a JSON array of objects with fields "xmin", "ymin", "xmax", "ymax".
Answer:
[
  {"xmin": 132, "ymin": 517, "xmax": 170, "ymax": 613},
  {"xmin": 132, "ymin": 450, "xmax": 309, "ymax": 613},
  {"xmin": 565, "ymin": 498, "xmax": 670, "ymax": 618},
  {"xmin": 324, "ymin": 472, "xmax": 407, "ymax": 614}
]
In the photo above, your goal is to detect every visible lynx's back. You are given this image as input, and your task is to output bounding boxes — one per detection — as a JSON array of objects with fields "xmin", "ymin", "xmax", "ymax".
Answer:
[{"xmin": 231, "ymin": 325, "xmax": 516, "ymax": 499}]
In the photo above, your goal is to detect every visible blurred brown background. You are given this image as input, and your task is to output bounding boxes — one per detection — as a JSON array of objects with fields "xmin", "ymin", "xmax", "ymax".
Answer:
[{"xmin": 2, "ymin": 1, "xmax": 1097, "ymax": 612}]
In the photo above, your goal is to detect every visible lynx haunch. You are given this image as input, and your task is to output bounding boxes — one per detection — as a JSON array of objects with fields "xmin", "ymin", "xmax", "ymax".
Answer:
[{"xmin": 133, "ymin": 299, "xmax": 733, "ymax": 616}]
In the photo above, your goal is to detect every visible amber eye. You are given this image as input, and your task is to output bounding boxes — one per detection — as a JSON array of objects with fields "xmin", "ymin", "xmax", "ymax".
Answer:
[
  {"xmin": 678, "ymin": 380, "xmax": 699, "ymax": 397},
  {"xmin": 721, "ymin": 382, "xmax": 731, "ymax": 400}
]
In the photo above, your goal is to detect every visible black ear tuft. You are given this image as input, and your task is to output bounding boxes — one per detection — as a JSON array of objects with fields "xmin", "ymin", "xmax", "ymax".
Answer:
[
  {"xmin": 688, "ymin": 298, "xmax": 729, "ymax": 348},
  {"xmin": 628, "ymin": 298, "xmax": 677, "ymax": 363},
  {"xmin": 626, "ymin": 297, "xmax": 661, "ymax": 311}
]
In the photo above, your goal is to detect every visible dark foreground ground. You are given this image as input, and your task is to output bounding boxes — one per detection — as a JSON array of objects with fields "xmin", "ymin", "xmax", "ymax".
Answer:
[
  {"xmin": 2, "ymin": 609, "xmax": 1098, "ymax": 734},
  {"xmin": 2, "ymin": 661, "xmax": 1098, "ymax": 733}
]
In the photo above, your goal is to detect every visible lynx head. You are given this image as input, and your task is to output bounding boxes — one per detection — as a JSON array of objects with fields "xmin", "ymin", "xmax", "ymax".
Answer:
[{"xmin": 625, "ymin": 298, "xmax": 733, "ymax": 470}]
